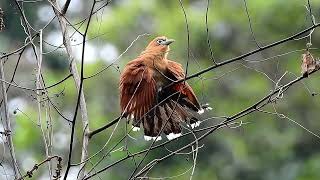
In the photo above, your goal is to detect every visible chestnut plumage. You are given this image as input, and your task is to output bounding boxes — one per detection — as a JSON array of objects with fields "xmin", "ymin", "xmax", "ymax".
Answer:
[{"xmin": 119, "ymin": 36, "xmax": 207, "ymax": 141}]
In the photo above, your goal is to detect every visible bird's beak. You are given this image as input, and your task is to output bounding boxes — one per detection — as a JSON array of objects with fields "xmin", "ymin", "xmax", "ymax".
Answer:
[{"xmin": 163, "ymin": 39, "xmax": 175, "ymax": 45}]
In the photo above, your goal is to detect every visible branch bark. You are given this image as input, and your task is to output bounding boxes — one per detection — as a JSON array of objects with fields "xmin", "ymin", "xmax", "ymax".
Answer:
[
  {"xmin": 36, "ymin": 29, "xmax": 53, "ymax": 179},
  {"xmin": 88, "ymin": 116, "xmax": 121, "ymax": 139},
  {"xmin": 49, "ymin": 0, "xmax": 90, "ymax": 179},
  {"xmin": 0, "ymin": 59, "xmax": 20, "ymax": 178}
]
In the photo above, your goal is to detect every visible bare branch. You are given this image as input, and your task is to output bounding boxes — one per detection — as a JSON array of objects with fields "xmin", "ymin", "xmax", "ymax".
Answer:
[
  {"xmin": 0, "ymin": 59, "xmax": 20, "ymax": 178},
  {"xmin": 84, "ymin": 66, "xmax": 320, "ymax": 179},
  {"xmin": 62, "ymin": 0, "xmax": 72, "ymax": 15},
  {"xmin": 164, "ymin": 23, "xmax": 320, "ymax": 89},
  {"xmin": 49, "ymin": 0, "xmax": 101, "ymax": 178},
  {"xmin": 17, "ymin": 156, "xmax": 62, "ymax": 180}
]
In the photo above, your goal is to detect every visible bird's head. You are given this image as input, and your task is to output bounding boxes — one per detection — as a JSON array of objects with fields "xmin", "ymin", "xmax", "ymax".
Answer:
[{"xmin": 144, "ymin": 36, "xmax": 175, "ymax": 58}]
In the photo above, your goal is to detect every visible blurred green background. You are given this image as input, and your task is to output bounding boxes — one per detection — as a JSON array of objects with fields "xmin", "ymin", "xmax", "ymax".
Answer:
[{"xmin": 1, "ymin": 0, "xmax": 320, "ymax": 179}]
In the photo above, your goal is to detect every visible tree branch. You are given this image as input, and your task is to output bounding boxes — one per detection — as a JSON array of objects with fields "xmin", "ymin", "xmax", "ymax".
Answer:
[
  {"xmin": 0, "ymin": 59, "xmax": 20, "ymax": 178},
  {"xmin": 62, "ymin": 0, "xmax": 72, "ymax": 15},
  {"xmin": 84, "ymin": 65, "xmax": 320, "ymax": 179},
  {"xmin": 164, "ymin": 23, "xmax": 320, "ymax": 89},
  {"xmin": 88, "ymin": 23, "xmax": 320, "ymax": 139},
  {"xmin": 88, "ymin": 116, "xmax": 121, "ymax": 139},
  {"xmin": 49, "ymin": 0, "xmax": 92, "ymax": 179}
]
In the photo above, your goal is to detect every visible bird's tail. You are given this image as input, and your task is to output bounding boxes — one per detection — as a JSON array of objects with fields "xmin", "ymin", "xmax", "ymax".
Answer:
[{"xmin": 132, "ymin": 98, "xmax": 202, "ymax": 141}]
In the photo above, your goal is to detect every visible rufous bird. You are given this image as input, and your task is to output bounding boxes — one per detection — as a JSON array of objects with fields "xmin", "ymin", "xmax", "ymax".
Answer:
[{"xmin": 119, "ymin": 36, "xmax": 210, "ymax": 141}]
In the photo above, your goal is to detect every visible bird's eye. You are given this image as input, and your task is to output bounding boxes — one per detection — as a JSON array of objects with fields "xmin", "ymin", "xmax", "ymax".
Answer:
[{"xmin": 156, "ymin": 39, "xmax": 165, "ymax": 45}]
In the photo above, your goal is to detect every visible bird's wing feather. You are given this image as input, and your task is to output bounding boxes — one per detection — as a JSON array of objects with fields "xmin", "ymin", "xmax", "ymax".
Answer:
[
  {"xmin": 166, "ymin": 60, "xmax": 201, "ymax": 109},
  {"xmin": 119, "ymin": 59, "xmax": 156, "ymax": 126}
]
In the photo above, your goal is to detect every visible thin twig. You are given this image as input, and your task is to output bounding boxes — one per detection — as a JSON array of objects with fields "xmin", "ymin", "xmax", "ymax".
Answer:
[
  {"xmin": 36, "ymin": 29, "xmax": 53, "ymax": 179},
  {"xmin": 49, "ymin": 0, "xmax": 98, "ymax": 178},
  {"xmin": 243, "ymin": 0, "xmax": 261, "ymax": 48},
  {"xmin": 84, "ymin": 67, "xmax": 320, "ymax": 179},
  {"xmin": 17, "ymin": 156, "xmax": 62, "ymax": 180},
  {"xmin": 164, "ymin": 23, "xmax": 320, "ymax": 89},
  {"xmin": 205, "ymin": 0, "xmax": 217, "ymax": 64},
  {"xmin": 88, "ymin": 116, "xmax": 121, "ymax": 139},
  {"xmin": 62, "ymin": 0, "xmax": 72, "ymax": 15},
  {"xmin": 0, "ymin": 58, "xmax": 20, "ymax": 178},
  {"xmin": 85, "ymin": 7, "xmax": 320, "ymax": 143}
]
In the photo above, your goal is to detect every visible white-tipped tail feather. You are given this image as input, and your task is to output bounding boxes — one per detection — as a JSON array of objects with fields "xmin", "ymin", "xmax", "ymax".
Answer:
[
  {"xmin": 174, "ymin": 133, "xmax": 182, "ymax": 139},
  {"xmin": 205, "ymin": 106, "xmax": 213, "ymax": 110},
  {"xmin": 189, "ymin": 121, "xmax": 201, "ymax": 129},
  {"xmin": 166, "ymin": 133, "xmax": 174, "ymax": 140},
  {"xmin": 166, "ymin": 133, "xmax": 182, "ymax": 140},
  {"xmin": 153, "ymin": 136, "xmax": 162, "ymax": 141},
  {"xmin": 197, "ymin": 104, "xmax": 213, "ymax": 114},
  {"xmin": 197, "ymin": 108, "xmax": 204, "ymax": 114},
  {"xmin": 144, "ymin": 135, "xmax": 162, "ymax": 141},
  {"xmin": 144, "ymin": 136, "xmax": 153, "ymax": 141},
  {"xmin": 132, "ymin": 126, "xmax": 140, "ymax": 131}
]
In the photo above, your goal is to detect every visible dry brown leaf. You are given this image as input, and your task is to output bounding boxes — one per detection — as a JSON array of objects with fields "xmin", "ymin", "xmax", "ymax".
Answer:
[{"xmin": 301, "ymin": 51, "xmax": 316, "ymax": 76}]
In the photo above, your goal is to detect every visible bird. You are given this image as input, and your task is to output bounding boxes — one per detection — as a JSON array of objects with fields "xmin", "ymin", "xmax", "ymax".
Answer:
[{"xmin": 119, "ymin": 36, "xmax": 210, "ymax": 141}]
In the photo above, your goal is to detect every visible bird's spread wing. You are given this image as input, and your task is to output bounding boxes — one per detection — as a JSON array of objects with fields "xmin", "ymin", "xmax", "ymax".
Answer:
[
  {"xmin": 166, "ymin": 60, "xmax": 201, "ymax": 111},
  {"xmin": 119, "ymin": 59, "xmax": 156, "ymax": 129},
  {"xmin": 120, "ymin": 59, "xmax": 206, "ymax": 140}
]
